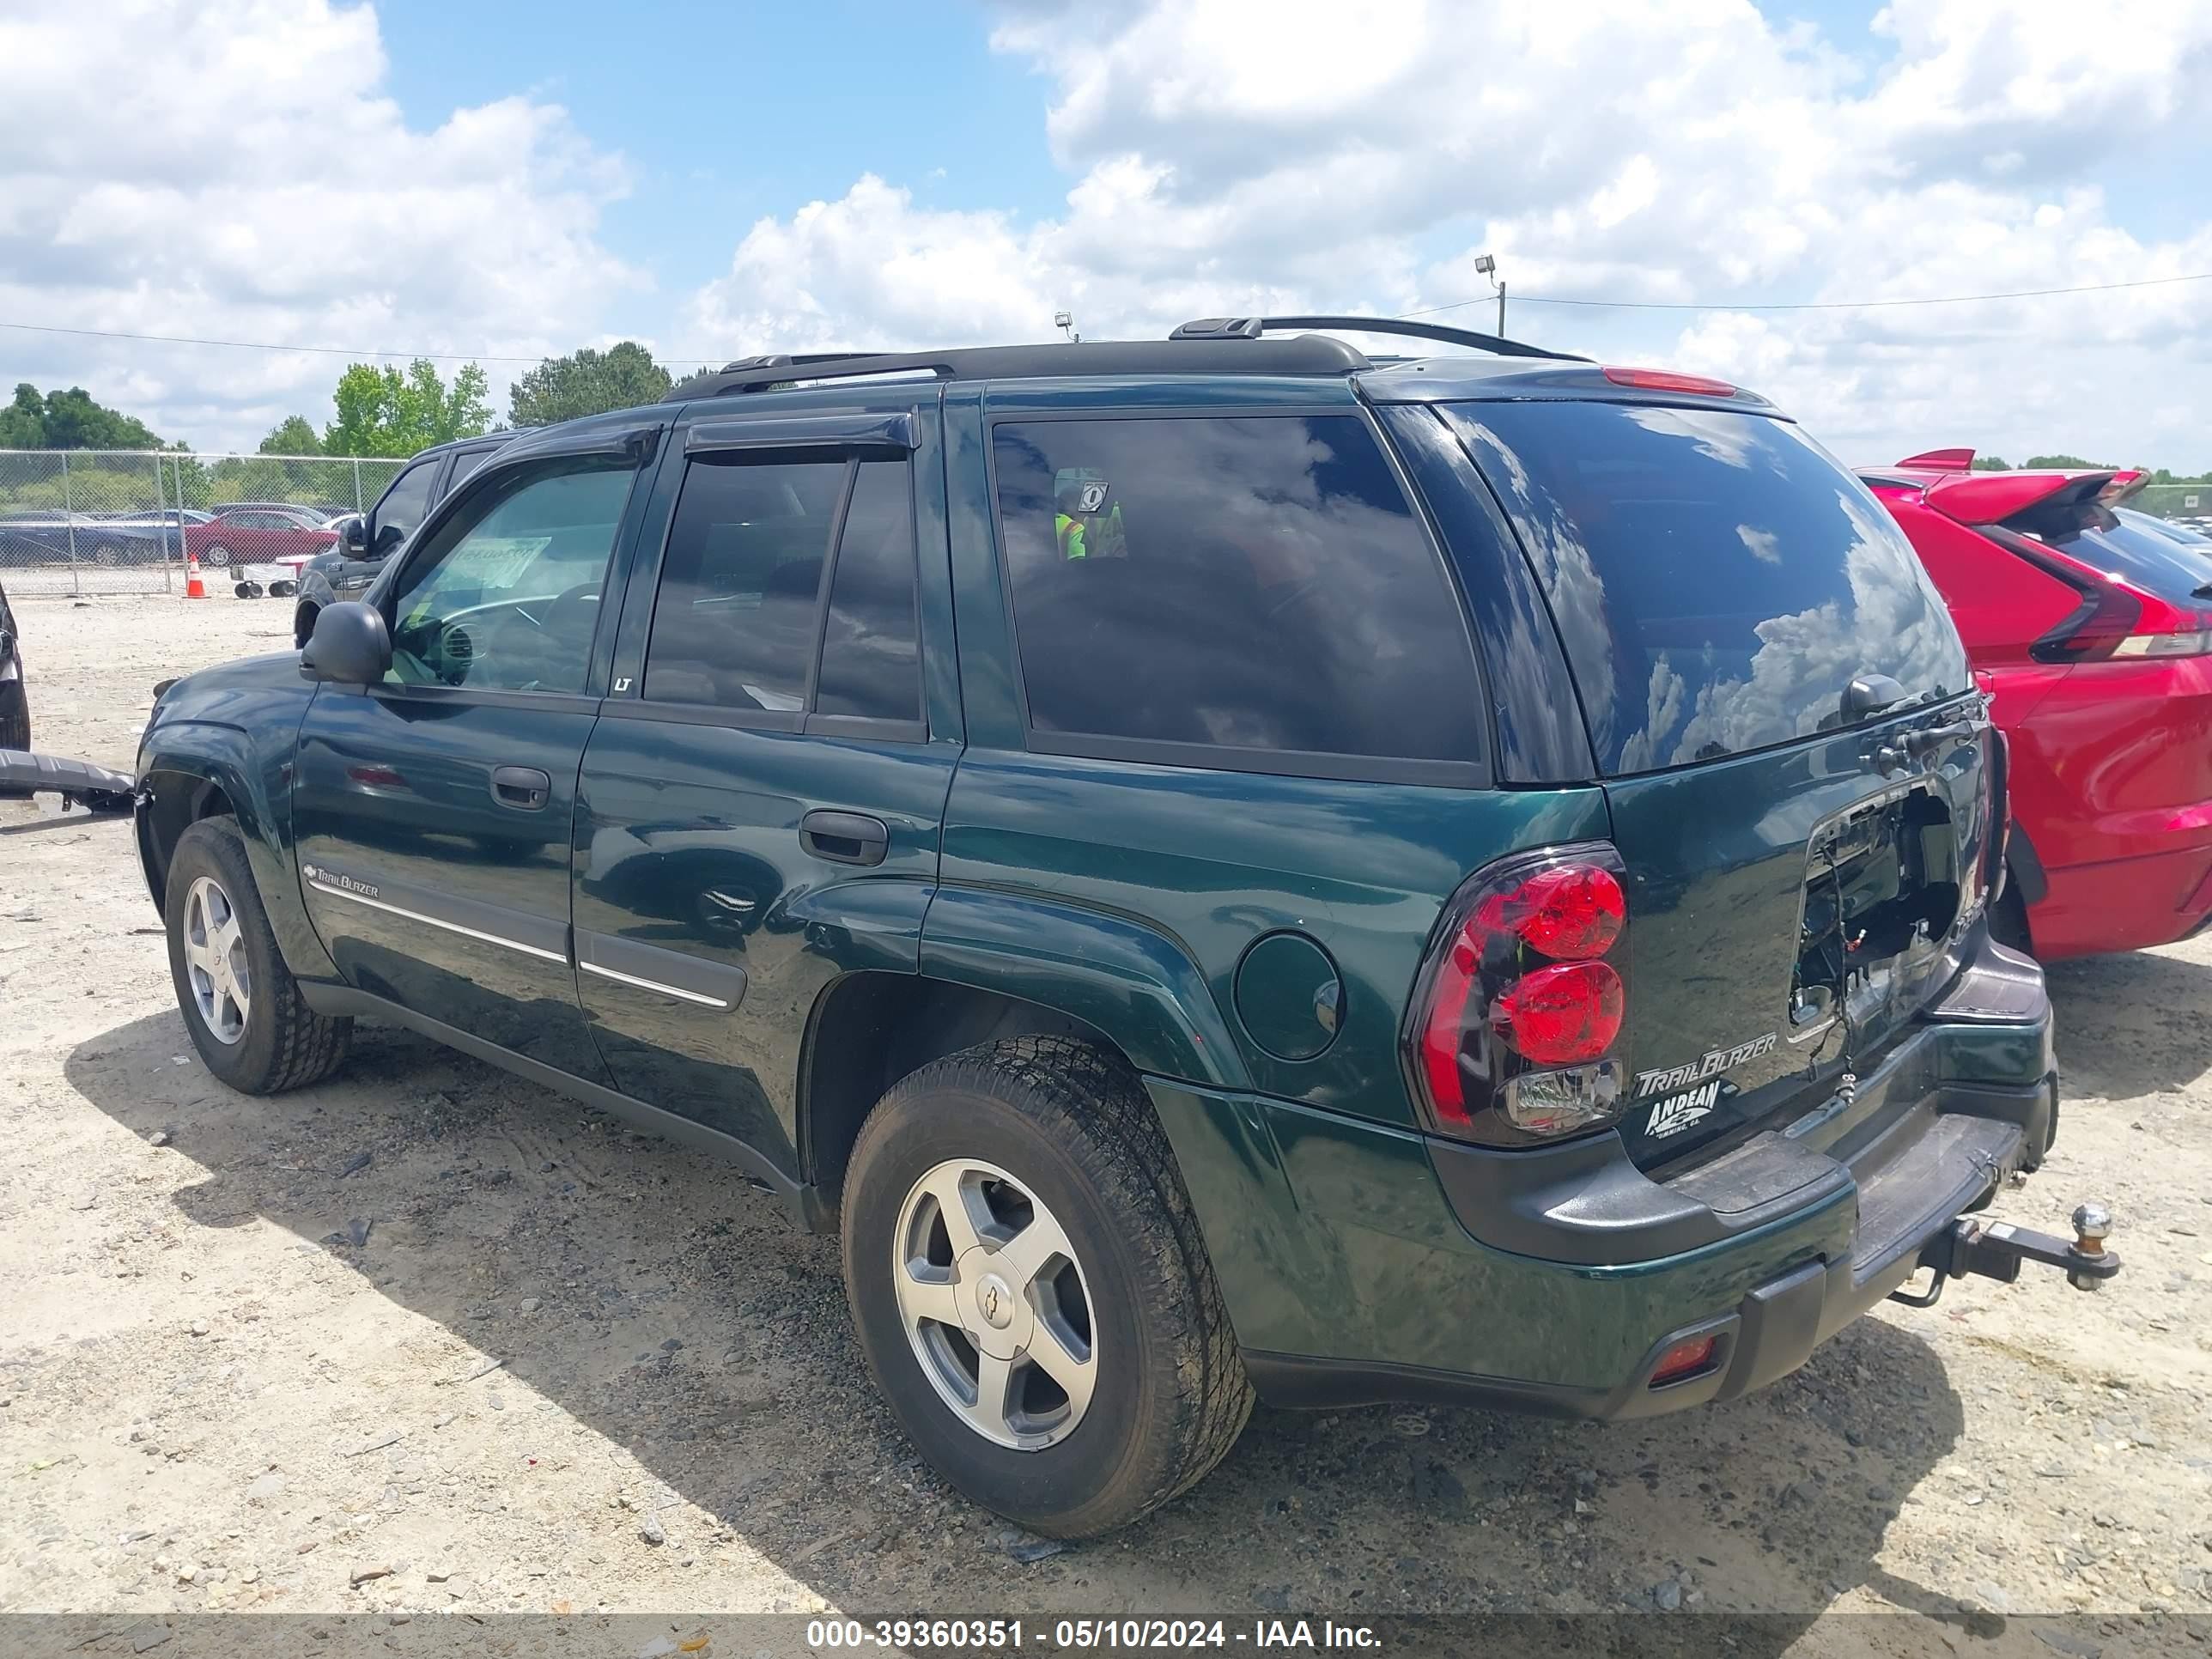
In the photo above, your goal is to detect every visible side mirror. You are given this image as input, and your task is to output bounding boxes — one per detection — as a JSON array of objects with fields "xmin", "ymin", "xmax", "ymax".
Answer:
[
  {"xmin": 371, "ymin": 522, "xmax": 406, "ymax": 559},
  {"xmin": 300, "ymin": 601, "xmax": 392, "ymax": 686},
  {"xmin": 343, "ymin": 517, "xmax": 368, "ymax": 554}
]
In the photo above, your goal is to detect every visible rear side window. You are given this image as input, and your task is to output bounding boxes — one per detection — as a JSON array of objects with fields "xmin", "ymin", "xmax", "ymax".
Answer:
[
  {"xmin": 644, "ymin": 456, "xmax": 922, "ymax": 724},
  {"xmin": 1442, "ymin": 403, "xmax": 1970, "ymax": 775},
  {"xmin": 991, "ymin": 415, "xmax": 1482, "ymax": 769}
]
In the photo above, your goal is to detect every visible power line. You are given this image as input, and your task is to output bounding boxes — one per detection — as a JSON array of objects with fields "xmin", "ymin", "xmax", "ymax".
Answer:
[{"xmin": 1403, "ymin": 270, "xmax": 2212, "ymax": 319}]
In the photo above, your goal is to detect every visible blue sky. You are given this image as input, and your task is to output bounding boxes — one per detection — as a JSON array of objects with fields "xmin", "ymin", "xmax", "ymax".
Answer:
[{"xmin": 373, "ymin": 0, "xmax": 1064, "ymax": 356}]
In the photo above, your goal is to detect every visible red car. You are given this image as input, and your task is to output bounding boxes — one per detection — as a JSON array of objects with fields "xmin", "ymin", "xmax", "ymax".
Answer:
[
  {"xmin": 182, "ymin": 503, "xmax": 338, "ymax": 569},
  {"xmin": 1863, "ymin": 449, "xmax": 2212, "ymax": 958}
]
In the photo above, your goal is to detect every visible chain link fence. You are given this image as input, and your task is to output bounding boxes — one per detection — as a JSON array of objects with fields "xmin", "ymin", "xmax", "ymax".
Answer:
[
  {"xmin": 2136, "ymin": 481, "xmax": 2212, "ymax": 532},
  {"xmin": 0, "ymin": 450, "xmax": 407, "ymax": 597}
]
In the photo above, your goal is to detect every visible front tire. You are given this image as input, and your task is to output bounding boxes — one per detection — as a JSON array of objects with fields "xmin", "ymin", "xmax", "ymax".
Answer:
[
  {"xmin": 203, "ymin": 544, "xmax": 231, "ymax": 568},
  {"xmin": 841, "ymin": 1036, "xmax": 1252, "ymax": 1538},
  {"xmin": 164, "ymin": 817, "xmax": 350, "ymax": 1093}
]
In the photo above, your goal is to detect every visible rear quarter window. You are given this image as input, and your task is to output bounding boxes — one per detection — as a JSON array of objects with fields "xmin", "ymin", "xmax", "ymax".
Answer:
[
  {"xmin": 1442, "ymin": 402, "xmax": 1970, "ymax": 775},
  {"xmin": 991, "ymin": 413, "xmax": 1485, "ymax": 774}
]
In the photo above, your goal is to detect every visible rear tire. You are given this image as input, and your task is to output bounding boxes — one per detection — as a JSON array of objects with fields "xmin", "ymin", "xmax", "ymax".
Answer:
[
  {"xmin": 841, "ymin": 1036, "xmax": 1252, "ymax": 1538},
  {"xmin": 1990, "ymin": 875, "xmax": 2033, "ymax": 955},
  {"xmin": 164, "ymin": 817, "xmax": 351, "ymax": 1093},
  {"xmin": 203, "ymin": 544, "xmax": 231, "ymax": 568}
]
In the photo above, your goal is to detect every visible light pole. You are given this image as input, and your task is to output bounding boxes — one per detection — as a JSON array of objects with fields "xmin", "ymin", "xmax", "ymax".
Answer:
[
  {"xmin": 1473, "ymin": 255, "xmax": 1506, "ymax": 337},
  {"xmin": 1054, "ymin": 310, "xmax": 1081, "ymax": 343}
]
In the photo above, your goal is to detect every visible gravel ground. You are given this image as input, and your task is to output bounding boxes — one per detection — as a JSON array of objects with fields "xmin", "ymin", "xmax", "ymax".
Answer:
[{"xmin": 2, "ymin": 595, "xmax": 2209, "ymax": 1654}]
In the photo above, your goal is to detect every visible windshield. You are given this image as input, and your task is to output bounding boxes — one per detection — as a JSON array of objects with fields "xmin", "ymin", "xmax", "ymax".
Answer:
[{"xmin": 1441, "ymin": 401, "xmax": 1970, "ymax": 775}]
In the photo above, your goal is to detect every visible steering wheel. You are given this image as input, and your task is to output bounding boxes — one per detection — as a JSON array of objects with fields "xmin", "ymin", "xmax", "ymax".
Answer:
[{"xmin": 533, "ymin": 580, "xmax": 603, "ymax": 642}]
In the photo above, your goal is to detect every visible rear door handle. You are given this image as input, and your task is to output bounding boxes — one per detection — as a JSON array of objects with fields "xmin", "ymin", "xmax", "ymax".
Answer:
[
  {"xmin": 799, "ymin": 809, "xmax": 889, "ymax": 866},
  {"xmin": 490, "ymin": 765, "xmax": 552, "ymax": 811}
]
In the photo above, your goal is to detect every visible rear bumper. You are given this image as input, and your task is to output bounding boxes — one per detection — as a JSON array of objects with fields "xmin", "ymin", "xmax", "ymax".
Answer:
[
  {"xmin": 2030, "ymin": 837, "xmax": 2212, "ymax": 957},
  {"xmin": 1152, "ymin": 929, "xmax": 2057, "ymax": 1419}
]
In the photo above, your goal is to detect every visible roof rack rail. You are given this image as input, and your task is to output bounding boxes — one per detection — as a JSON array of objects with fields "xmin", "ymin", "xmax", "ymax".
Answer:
[
  {"xmin": 1169, "ymin": 313, "xmax": 1585, "ymax": 362},
  {"xmin": 662, "ymin": 336, "xmax": 1372, "ymax": 403}
]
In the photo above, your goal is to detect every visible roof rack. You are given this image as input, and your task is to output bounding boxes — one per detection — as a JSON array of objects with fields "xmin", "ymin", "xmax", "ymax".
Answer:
[
  {"xmin": 1168, "ymin": 314, "xmax": 1585, "ymax": 362},
  {"xmin": 663, "ymin": 335, "xmax": 1374, "ymax": 403}
]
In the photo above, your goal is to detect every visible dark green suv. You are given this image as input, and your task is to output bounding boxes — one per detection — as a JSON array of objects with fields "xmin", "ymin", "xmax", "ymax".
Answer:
[{"xmin": 136, "ymin": 319, "xmax": 2088, "ymax": 1539}]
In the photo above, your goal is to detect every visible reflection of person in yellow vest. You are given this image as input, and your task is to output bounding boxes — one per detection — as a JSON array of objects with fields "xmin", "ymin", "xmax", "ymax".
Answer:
[{"xmin": 1054, "ymin": 469, "xmax": 1126, "ymax": 561}]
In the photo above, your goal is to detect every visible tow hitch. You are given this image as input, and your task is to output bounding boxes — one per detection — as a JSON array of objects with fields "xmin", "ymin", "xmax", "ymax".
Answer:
[{"xmin": 1891, "ymin": 1204, "xmax": 2120, "ymax": 1308}]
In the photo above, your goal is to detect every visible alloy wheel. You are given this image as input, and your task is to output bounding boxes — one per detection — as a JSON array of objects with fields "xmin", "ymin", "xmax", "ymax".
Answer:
[
  {"xmin": 182, "ymin": 875, "xmax": 252, "ymax": 1044},
  {"xmin": 892, "ymin": 1157, "xmax": 1098, "ymax": 1450}
]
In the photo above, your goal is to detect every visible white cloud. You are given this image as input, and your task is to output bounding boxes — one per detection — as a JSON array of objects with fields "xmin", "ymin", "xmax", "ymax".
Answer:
[
  {"xmin": 0, "ymin": 0, "xmax": 641, "ymax": 449},
  {"xmin": 685, "ymin": 0, "xmax": 2212, "ymax": 468}
]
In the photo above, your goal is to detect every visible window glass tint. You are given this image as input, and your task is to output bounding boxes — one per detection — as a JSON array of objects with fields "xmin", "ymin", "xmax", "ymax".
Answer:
[
  {"xmin": 644, "ymin": 458, "xmax": 845, "ymax": 713},
  {"xmin": 2027, "ymin": 506, "xmax": 2212, "ymax": 608},
  {"xmin": 374, "ymin": 460, "xmax": 438, "ymax": 544},
  {"xmin": 816, "ymin": 461, "xmax": 921, "ymax": 722},
  {"xmin": 447, "ymin": 447, "xmax": 495, "ymax": 488},
  {"xmin": 386, "ymin": 459, "xmax": 635, "ymax": 694},
  {"xmin": 1441, "ymin": 403, "xmax": 1970, "ymax": 775},
  {"xmin": 992, "ymin": 416, "xmax": 1481, "ymax": 763}
]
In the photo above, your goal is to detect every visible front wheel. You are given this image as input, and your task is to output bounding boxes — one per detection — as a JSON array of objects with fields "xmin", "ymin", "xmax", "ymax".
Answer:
[
  {"xmin": 201, "ymin": 544, "xmax": 230, "ymax": 568},
  {"xmin": 164, "ymin": 817, "xmax": 351, "ymax": 1092},
  {"xmin": 841, "ymin": 1036, "xmax": 1252, "ymax": 1538}
]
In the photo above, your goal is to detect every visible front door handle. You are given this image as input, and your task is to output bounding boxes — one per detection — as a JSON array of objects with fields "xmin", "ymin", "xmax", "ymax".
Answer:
[
  {"xmin": 490, "ymin": 765, "xmax": 552, "ymax": 811},
  {"xmin": 799, "ymin": 809, "xmax": 889, "ymax": 866}
]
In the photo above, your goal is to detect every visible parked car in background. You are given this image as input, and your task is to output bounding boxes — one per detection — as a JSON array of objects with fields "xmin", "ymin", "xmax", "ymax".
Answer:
[
  {"xmin": 2118, "ymin": 506, "xmax": 2212, "ymax": 553},
  {"xmin": 184, "ymin": 504, "xmax": 338, "ymax": 568},
  {"xmin": 1863, "ymin": 448, "xmax": 2212, "ymax": 958},
  {"xmin": 293, "ymin": 433, "xmax": 511, "ymax": 645},
  {"xmin": 0, "ymin": 509, "xmax": 94, "ymax": 564},
  {"xmin": 138, "ymin": 322, "xmax": 2098, "ymax": 1538}
]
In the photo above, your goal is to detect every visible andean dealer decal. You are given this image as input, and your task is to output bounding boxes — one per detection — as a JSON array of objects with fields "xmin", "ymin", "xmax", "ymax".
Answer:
[{"xmin": 1632, "ymin": 1031, "xmax": 1778, "ymax": 1098}]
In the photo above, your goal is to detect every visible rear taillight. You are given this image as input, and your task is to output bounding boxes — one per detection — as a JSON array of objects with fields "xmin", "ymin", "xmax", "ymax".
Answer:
[{"xmin": 1405, "ymin": 845, "xmax": 1632, "ymax": 1146}]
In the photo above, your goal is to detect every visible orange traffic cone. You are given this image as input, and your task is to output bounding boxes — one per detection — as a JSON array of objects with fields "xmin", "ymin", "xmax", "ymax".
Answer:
[{"xmin": 184, "ymin": 551, "xmax": 206, "ymax": 599}]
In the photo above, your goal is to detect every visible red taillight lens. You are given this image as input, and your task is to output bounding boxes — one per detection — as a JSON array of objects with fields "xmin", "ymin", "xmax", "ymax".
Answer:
[
  {"xmin": 1601, "ymin": 366, "xmax": 1737, "ymax": 397},
  {"xmin": 1650, "ymin": 1334, "xmax": 1717, "ymax": 1386},
  {"xmin": 1478, "ymin": 864, "xmax": 1625, "ymax": 960},
  {"xmin": 1494, "ymin": 961, "xmax": 1625, "ymax": 1064},
  {"xmin": 1418, "ymin": 927, "xmax": 1483, "ymax": 1127},
  {"xmin": 1405, "ymin": 846, "xmax": 1633, "ymax": 1146}
]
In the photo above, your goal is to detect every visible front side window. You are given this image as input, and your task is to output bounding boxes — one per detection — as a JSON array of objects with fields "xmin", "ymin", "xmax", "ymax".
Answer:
[
  {"xmin": 385, "ymin": 458, "xmax": 637, "ymax": 695},
  {"xmin": 991, "ymin": 414, "xmax": 1483, "ymax": 766},
  {"xmin": 643, "ymin": 455, "xmax": 921, "ymax": 724}
]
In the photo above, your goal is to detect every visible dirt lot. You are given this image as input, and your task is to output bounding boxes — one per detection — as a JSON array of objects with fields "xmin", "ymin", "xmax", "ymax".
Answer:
[{"xmin": 3, "ymin": 594, "xmax": 2209, "ymax": 1653}]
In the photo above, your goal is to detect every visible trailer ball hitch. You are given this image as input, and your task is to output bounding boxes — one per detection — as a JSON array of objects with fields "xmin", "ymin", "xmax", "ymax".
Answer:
[{"xmin": 1902, "ymin": 1203, "xmax": 2121, "ymax": 1305}]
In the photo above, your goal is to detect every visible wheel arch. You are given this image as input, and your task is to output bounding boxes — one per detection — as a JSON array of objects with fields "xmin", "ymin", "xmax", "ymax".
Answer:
[
  {"xmin": 798, "ymin": 972, "xmax": 1136, "ymax": 1224},
  {"xmin": 137, "ymin": 730, "xmax": 337, "ymax": 981}
]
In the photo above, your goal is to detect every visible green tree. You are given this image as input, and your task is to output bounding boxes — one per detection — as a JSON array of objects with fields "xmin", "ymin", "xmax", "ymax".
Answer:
[
  {"xmin": 258, "ymin": 415, "xmax": 323, "ymax": 456},
  {"xmin": 2021, "ymin": 453, "xmax": 2108, "ymax": 470},
  {"xmin": 0, "ymin": 382, "xmax": 167, "ymax": 449},
  {"xmin": 1969, "ymin": 455, "xmax": 2011, "ymax": 471},
  {"xmin": 322, "ymin": 359, "xmax": 492, "ymax": 458},
  {"xmin": 508, "ymin": 341, "xmax": 673, "ymax": 427}
]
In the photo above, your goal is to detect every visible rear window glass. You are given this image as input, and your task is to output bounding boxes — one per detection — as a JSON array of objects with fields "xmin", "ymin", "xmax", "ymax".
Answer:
[
  {"xmin": 992, "ymin": 415, "xmax": 1483, "ymax": 769},
  {"xmin": 1442, "ymin": 403, "xmax": 1969, "ymax": 775},
  {"xmin": 2028, "ymin": 507, "xmax": 2212, "ymax": 608}
]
